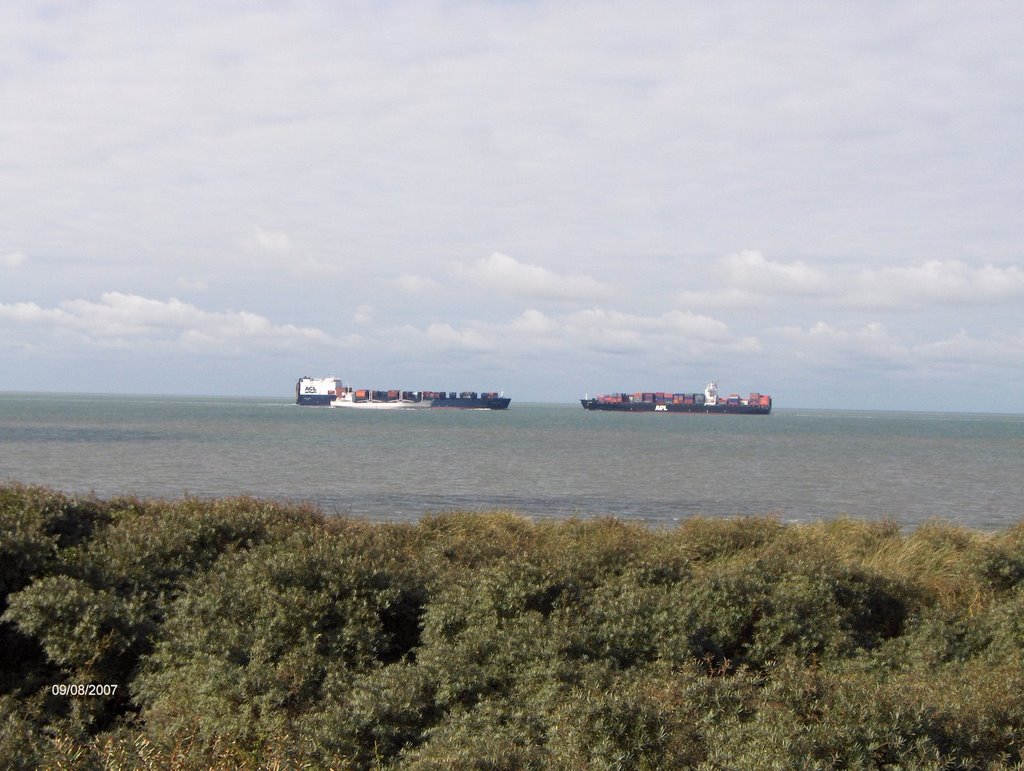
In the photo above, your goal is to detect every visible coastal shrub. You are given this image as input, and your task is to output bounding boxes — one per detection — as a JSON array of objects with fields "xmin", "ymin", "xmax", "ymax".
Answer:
[
  {"xmin": 399, "ymin": 695, "xmax": 551, "ymax": 770},
  {"xmin": 670, "ymin": 557, "xmax": 907, "ymax": 670},
  {"xmin": 0, "ymin": 484, "xmax": 112, "ymax": 554},
  {"xmin": 399, "ymin": 665, "xmax": 710, "ymax": 770},
  {"xmin": 861, "ymin": 577, "xmax": 1024, "ymax": 678},
  {"xmin": 6, "ymin": 485, "xmax": 1024, "ymax": 767},
  {"xmin": 0, "ymin": 509, "xmax": 53, "ymax": 607},
  {"xmin": 406, "ymin": 558, "xmax": 695, "ymax": 761},
  {"xmin": 415, "ymin": 560, "xmax": 559, "ymax": 712},
  {"xmin": 991, "ymin": 584, "xmax": 1024, "ymax": 636},
  {"xmin": 0, "ymin": 484, "xmax": 118, "ymax": 612},
  {"xmin": 532, "ymin": 671, "xmax": 687, "ymax": 770},
  {"xmin": 0, "ymin": 694, "xmax": 48, "ymax": 770},
  {"xmin": 134, "ymin": 527, "xmax": 423, "ymax": 757},
  {"xmin": 1, "ymin": 493, "xmax": 330, "ymax": 733},
  {"xmin": 535, "ymin": 517, "xmax": 660, "ymax": 578},
  {"xmin": 3, "ymin": 577, "xmax": 144, "ymax": 675},
  {"xmin": 2, "ymin": 576, "xmax": 147, "ymax": 732},
  {"xmin": 297, "ymin": 662, "xmax": 438, "ymax": 767},
  {"xmin": 816, "ymin": 659, "xmax": 1023, "ymax": 767},
  {"xmin": 0, "ymin": 513, "xmax": 55, "ymax": 697},
  {"xmin": 992, "ymin": 520, "xmax": 1024, "ymax": 574},
  {"xmin": 72, "ymin": 496, "xmax": 322, "ymax": 599},
  {"xmin": 551, "ymin": 563, "xmax": 693, "ymax": 670},
  {"xmin": 414, "ymin": 510, "xmax": 543, "ymax": 571},
  {"xmin": 0, "ymin": 486, "xmax": 117, "ymax": 698},
  {"xmin": 870, "ymin": 609, "xmax": 997, "ymax": 672},
  {"xmin": 968, "ymin": 539, "xmax": 1024, "ymax": 597},
  {"xmin": 670, "ymin": 515, "xmax": 786, "ymax": 562}
]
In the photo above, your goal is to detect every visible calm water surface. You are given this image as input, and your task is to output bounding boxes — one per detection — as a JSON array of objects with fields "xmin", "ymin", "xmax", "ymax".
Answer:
[{"xmin": 2, "ymin": 393, "xmax": 1022, "ymax": 529}]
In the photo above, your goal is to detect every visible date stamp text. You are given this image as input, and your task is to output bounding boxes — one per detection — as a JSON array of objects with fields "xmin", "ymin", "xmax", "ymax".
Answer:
[{"xmin": 49, "ymin": 684, "xmax": 119, "ymax": 697}]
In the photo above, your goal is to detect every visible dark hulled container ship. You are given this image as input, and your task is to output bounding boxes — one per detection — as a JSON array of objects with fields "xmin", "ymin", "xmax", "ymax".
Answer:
[{"xmin": 581, "ymin": 381, "xmax": 771, "ymax": 414}]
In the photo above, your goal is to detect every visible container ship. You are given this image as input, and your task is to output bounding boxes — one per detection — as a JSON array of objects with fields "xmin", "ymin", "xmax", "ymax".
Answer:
[
  {"xmin": 296, "ymin": 376, "xmax": 510, "ymax": 410},
  {"xmin": 581, "ymin": 381, "xmax": 771, "ymax": 414}
]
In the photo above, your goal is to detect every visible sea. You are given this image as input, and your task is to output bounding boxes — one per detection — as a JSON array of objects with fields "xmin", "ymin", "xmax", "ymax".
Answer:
[{"xmin": 2, "ymin": 392, "xmax": 1022, "ymax": 531}]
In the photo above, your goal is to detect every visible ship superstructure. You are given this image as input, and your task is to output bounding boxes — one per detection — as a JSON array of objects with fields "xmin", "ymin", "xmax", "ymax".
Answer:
[{"xmin": 295, "ymin": 376, "xmax": 342, "ymax": 406}]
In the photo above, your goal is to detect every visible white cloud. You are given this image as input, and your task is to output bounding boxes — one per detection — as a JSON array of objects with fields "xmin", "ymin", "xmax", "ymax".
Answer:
[
  {"xmin": 243, "ymin": 227, "xmax": 338, "ymax": 275},
  {"xmin": 916, "ymin": 328, "xmax": 1024, "ymax": 367},
  {"xmin": 424, "ymin": 322, "xmax": 493, "ymax": 350},
  {"xmin": 353, "ymin": 305, "xmax": 373, "ymax": 325},
  {"xmin": 722, "ymin": 250, "xmax": 832, "ymax": 296},
  {"xmin": 0, "ymin": 292, "xmax": 335, "ymax": 352},
  {"xmin": 778, "ymin": 320, "xmax": 1024, "ymax": 372},
  {"xmin": 564, "ymin": 308, "xmax": 735, "ymax": 348},
  {"xmin": 386, "ymin": 306, "xmax": 757, "ymax": 360},
  {"xmin": 678, "ymin": 253, "xmax": 1024, "ymax": 312},
  {"xmin": 676, "ymin": 288, "xmax": 766, "ymax": 310},
  {"xmin": 452, "ymin": 253, "xmax": 612, "ymax": 301},
  {"xmin": 395, "ymin": 273, "xmax": 441, "ymax": 294},
  {"xmin": 0, "ymin": 301, "xmax": 71, "ymax": 325},
  {"xmin": 394, "ymin": 321, "xmax": 494, "ymax": 352},
  {"xmin": 253, "ymin": 227, "xmax": 292, "ymax": 253},
  {"xmin": 799, "ymin": 321, "xmax": 904, "ymax": 356},
  {"xmin": 2, "ymin": 251, "xmax": 27, "ymax": 268},
  {"xmin": 847, "ymin": 260, "xmax": 1024, "ymax": 308},
  {"xmin": 509, "ymin": 309, "xmax": 559, "ymax": 335},
  {"xmin": 176, "ymin": 277, "xmax": 208, "ymax": 292},
  {"xmin": 675, "ymin": 251, "xmax": 835, "ymax": 309}
]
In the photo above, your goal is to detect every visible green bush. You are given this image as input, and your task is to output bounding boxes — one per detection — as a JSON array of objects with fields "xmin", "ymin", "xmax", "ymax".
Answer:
[
  {"xmin": 3, "ymin": 484, "xmax": 1024, "ymax": 768},
  {"xmin": 133, "ymin": 526, "xmax": 423, "ymax": 760},
  {"xmin": 0, "ymin": 486, "xmax": 117, "ymax": 698}
]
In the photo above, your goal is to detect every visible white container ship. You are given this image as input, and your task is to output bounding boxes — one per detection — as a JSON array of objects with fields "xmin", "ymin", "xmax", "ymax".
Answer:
[{"xmin": 295, "ymin": 377, "xmax": 510, "ymax": 410}]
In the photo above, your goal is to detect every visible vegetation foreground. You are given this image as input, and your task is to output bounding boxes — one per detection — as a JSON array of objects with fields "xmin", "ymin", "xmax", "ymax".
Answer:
[{"xmin": 3, "ymin": 485, "xmax": 1024, "ymax": 769}]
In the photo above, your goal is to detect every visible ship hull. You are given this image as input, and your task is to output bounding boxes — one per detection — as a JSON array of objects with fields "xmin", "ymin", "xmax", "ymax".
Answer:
[
  {"xmin": 332, "ymin": 396, "xmax": 511, "ymax": 410},
  {"xmin": 431, "ymin": 396, "xmax": 511, "ymax": 410},
  {"xmin": 330, "ymin": 399, "xmax": 429, "ymax": 410},
  {"xmin": 296, "ymin": 393, "xmax": 335, "ymax": 407},
  {"xmin": 580, "ymin": 399, "xmax": 770, "ymax": 415}
]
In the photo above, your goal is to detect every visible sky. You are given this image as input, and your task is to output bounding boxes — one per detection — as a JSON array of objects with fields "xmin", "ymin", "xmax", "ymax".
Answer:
[{"xmin": 2, "ymin": 1, "xmax": 1023, "ymax": 410}]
